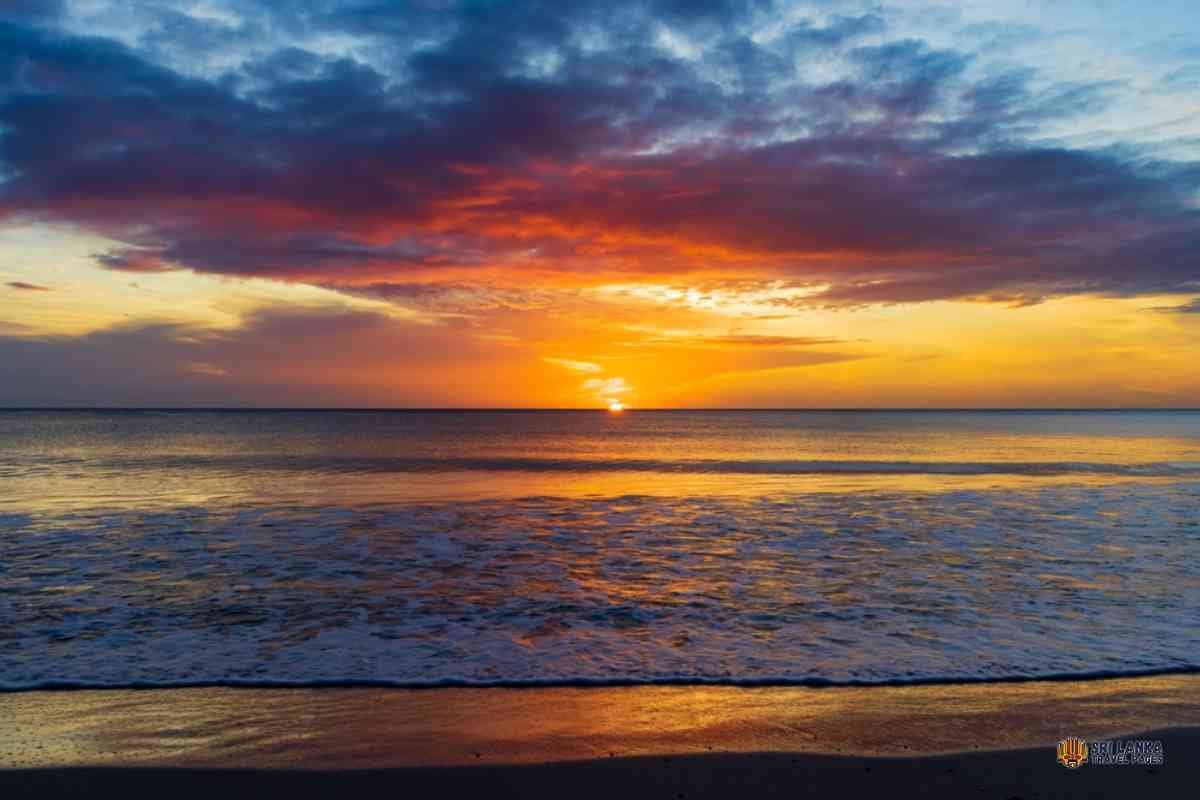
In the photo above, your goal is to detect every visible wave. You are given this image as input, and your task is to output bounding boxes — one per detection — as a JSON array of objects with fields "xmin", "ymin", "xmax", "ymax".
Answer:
[
  {"xmin": 77, "ymin": 455, "xmax": 1200, "ymax": 476},
  {"xmin": 6, "ymin": 484, "xmax": 1198, "ymax": 695},
  {"xmin": 5, "ymin": 665, "xmax": 1200, "ymax": 693}
]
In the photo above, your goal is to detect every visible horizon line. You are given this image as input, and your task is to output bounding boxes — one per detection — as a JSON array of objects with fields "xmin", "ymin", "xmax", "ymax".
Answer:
[{"xmin": 3, "ymin": 407, "xmax": 1200, "ymax": 413}]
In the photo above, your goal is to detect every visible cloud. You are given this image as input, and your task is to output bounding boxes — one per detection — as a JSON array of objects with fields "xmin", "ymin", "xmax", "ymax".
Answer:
[
  {"xmin": 0, "ymin": 298, "xmax": 868, "ymax": 406},
  {"xmin": 184, "ymin": 361, "xmax": 228, "ymax": 377},
  {"xmin": 0, "ymin": 1, "xmax": 1195, "ymax": 307},
  {"xmin": 1165, "ymin": 64, "xmax": 1200, "ymax": 91},
  {"xmin": 583, "ymin": 376, "xmax": 632, "ymax": 398},
  {"xmin": 0, "ymin": 306, "xmax": 536, "ymax": 406},
  {"xmin": 6, "ymin": 281, "xmax": 51, "ymax": 291},
  {"xmin": 542, "ymin": 357, "xmax": 603, "ymax": 373},
  {"xmin": 1155, "ymin": 297, "xmax": 1200, "ymax": 314},
  {"xmin": 637, "ymin": 333, "xmax": 844, "ymax": 348},
  {"xmin": 95, "ymin": 249, "xmax": 179, "ymax": 273}
]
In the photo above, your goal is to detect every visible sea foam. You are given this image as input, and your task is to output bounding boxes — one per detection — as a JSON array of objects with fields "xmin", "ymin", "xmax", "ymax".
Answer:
[{"xmin": 3, "ymin": 484, "xmax": 1199, "ymax": 690}]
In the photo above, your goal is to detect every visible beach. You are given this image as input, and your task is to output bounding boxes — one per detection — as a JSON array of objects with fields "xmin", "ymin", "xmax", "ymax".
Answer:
[
  {"xmin": 3, "ymin": 741, "xmax": 1193, "ymax": 799},
  {"xmin": 5, "ymin": 0, "xmax": 1200, "ymax": 788},
  {"xmin": 3, "ymin": 674, "xmax": 1198, "ymax": 797}
]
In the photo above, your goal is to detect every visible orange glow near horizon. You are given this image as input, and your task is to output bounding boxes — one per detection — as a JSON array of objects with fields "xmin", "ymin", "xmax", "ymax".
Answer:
[{"xmin": 3, "ymin": 226, "xmax": 1200, "ymax": 408}]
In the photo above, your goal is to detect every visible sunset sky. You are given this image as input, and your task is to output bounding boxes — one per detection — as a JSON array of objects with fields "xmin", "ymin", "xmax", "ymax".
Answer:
[{"xmin": 1, "ymin": 0, "xmax": 1198, "ymax": 407}]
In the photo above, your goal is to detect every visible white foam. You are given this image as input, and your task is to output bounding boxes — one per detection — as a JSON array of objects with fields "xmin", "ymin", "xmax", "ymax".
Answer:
[{"xmin": 2, "ymin": 484, "xmax": 1200, "ymax": 689}]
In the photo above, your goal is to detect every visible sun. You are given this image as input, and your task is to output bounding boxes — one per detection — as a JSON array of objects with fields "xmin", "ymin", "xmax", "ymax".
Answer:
[{"xmin": 607, "ymin": 400, "xmax": 625, "ymax": 413}]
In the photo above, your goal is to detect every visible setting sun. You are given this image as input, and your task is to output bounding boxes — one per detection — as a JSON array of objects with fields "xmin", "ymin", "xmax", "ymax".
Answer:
[{"xmin": 607, "ymin": 400, "xmax": 625, "ymax": 413}]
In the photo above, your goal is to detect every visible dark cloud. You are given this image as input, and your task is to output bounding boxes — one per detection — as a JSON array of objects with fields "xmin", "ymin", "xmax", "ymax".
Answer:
[
  {"xmin": 0, "ymin": 1, "xmax": 1196, "ymax": 304},
  {"xmin": 0, "ymin": 306, "xmax": 516, "ymax": 406},
  {"xmin": 846, "ymin": 39, "xmax": 970, "ymax": 117},
  {"xmin": 1156, "ymin": 297, "xmax": 1200, "ymax": 314},
  {"xmin": 5, "ymin": 280, "xmax": 51, "ymax": 290},
  {"xmin": 95, "ymin": 250, "xmax": 178, "ymax": 273},
  {"xmin": 96, "ymin": 233, "xmax": 495, "ymax": 277}
]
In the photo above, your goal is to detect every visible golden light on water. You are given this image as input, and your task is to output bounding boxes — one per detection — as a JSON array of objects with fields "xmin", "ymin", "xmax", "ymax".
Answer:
[{"xmin": 6, "ymin": 675, "xmax": 1199, "ymax": 768}]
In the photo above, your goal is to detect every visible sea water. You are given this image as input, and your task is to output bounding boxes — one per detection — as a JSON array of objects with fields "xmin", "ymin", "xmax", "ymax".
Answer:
[{"xmin": 2, "ymin": 409, "xmax": 1198, "ymax": 688}]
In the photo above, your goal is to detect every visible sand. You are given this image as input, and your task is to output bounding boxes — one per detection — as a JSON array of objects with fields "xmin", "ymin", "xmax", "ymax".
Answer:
[{"xmin": 2, "ymin": 674, "xmax": 1198, "ymax": 797}]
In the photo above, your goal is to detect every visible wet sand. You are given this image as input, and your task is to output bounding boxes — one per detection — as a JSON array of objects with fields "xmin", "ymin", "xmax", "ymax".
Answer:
[
  {"xmin": 2, "ymin": 675, "xmax": 1198, "ymax": 797},
  {"xmin": 0, "ymin": 738, "xmax": 1191, "ymax": 800}
]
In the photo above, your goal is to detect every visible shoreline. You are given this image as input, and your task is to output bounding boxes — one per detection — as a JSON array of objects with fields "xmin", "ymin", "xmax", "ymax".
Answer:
[
  {"xmin": 5, "ymin": 663, "xmax": 1200, "ymax": 693},
  {"xmin": 3, "ymin": 675, "xmax": 1197, "ymax": 797},
  {"xmin": 2, "ymin": 673, "xmax": 1198, "ymax": 768}
]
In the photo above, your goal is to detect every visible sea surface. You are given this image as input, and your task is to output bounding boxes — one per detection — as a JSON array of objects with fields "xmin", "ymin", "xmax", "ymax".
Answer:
[{"xmin": 2, "ymin": 409, "xmax": 1199, "ymax": 689}]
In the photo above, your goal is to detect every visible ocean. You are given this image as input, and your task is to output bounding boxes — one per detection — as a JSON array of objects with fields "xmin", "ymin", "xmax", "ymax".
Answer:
[{"xmin": 2, "ymin": 409, "xmax": 1199, "ymax": 689}]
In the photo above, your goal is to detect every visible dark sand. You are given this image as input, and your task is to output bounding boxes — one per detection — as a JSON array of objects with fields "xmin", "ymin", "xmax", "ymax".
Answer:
[
  {"xmin": 2, "ymin": 675, "xmax": 1198, "ymax": 797},
  {"xmin": 0, "ymin": 737, "xmax": 1192, "ymax": 800}
]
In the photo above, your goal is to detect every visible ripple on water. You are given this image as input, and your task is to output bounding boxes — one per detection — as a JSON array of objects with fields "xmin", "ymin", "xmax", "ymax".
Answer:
[{"xmin": 1, "ymin": 483, "xmax": 1199, "ymax": 689}]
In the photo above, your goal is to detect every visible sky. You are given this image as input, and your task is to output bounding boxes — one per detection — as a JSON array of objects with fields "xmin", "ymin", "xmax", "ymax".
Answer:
[{"xmin": 0, "ymin": 0, "xmax": 1198, "ymax": 408}]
